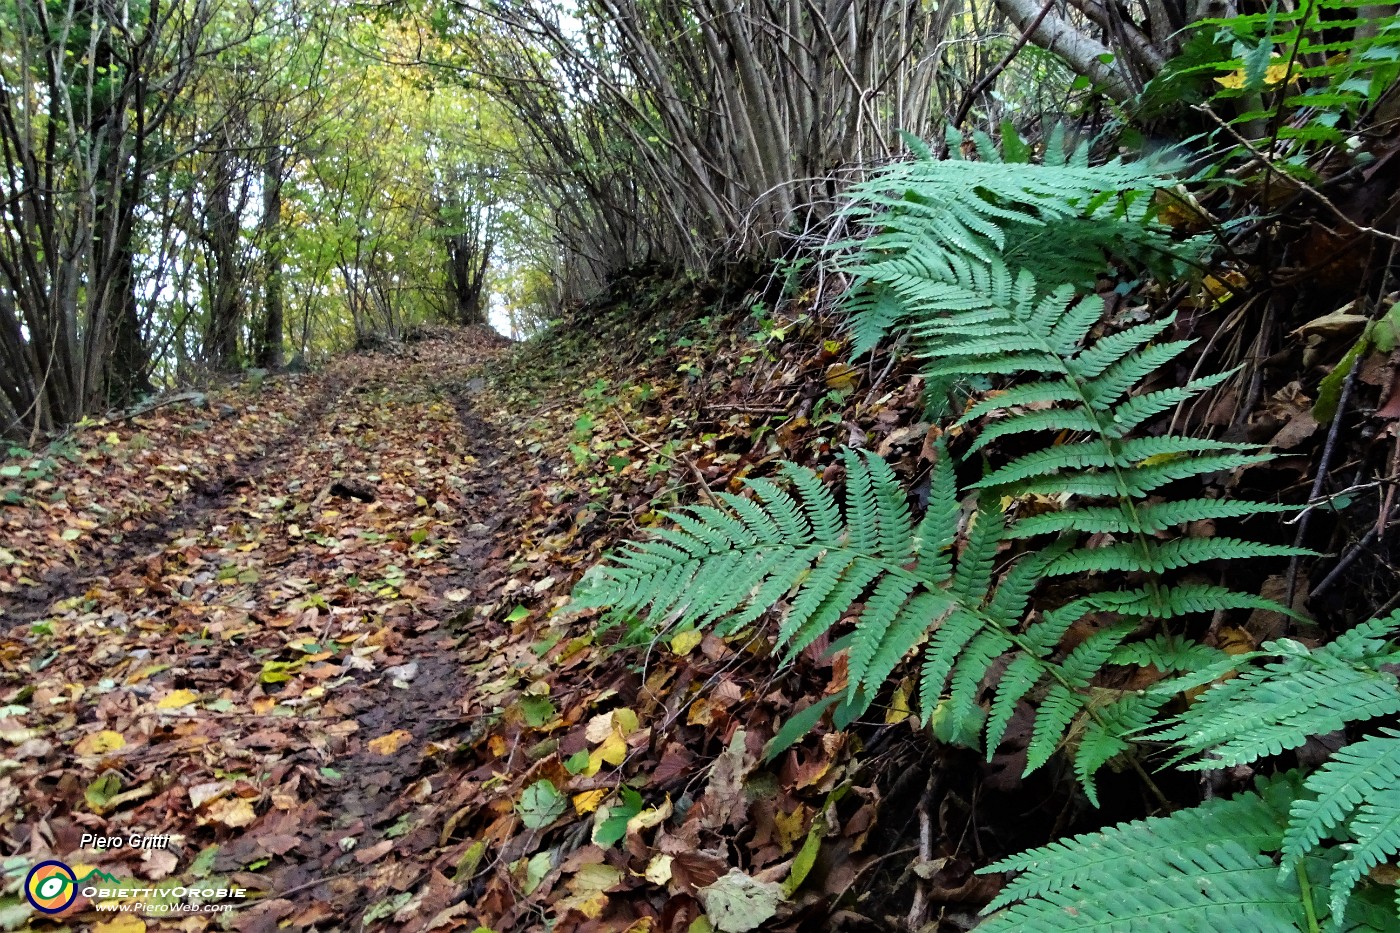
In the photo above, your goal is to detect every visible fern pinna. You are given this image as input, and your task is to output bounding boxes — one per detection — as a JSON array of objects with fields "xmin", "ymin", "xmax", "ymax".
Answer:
[{"xmin": 982, "ymin": 610, "xmax": 1400, "ymax": 931}]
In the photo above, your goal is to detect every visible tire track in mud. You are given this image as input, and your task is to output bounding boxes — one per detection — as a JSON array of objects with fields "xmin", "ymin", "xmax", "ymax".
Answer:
[{"xmin": 234, "ymin": 376, "xmax": 518, "ymax": 928}]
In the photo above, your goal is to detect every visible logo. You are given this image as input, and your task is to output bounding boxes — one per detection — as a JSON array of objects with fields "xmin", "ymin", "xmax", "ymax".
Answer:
[{"xmin": 24, "ymin": 860, "xmax": 77, "ymax": 914}]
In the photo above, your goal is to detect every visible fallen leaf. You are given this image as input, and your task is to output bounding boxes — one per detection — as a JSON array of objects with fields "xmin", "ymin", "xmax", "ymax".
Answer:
[
  {"xmin": 203, "ymin": 797, "xmax": 257, "ymax": 828},
  {"xmin": 573, "ymin": 789, "xmax": 608, "ymax": 814},
  {"xmin": 698, "ymin": 869, "xmax": 785, "ymax": 933},
  {"xmin": 518, "ymin": 779, "xmax": 567, "ymax": 829},
  {"xmin": 368, "ymin": 729, "xmax": 413, "ymax": 755},
  {"xmin": 157, "ymin": 689, "xmax": 199, "ymax": 709},
  {"xmin": 75, "ymin": 730, "xmax": 126, "ymax": 756},
  {"xmin": 670, "ymin": 629, "xmax": 704, "ymax": 656}
]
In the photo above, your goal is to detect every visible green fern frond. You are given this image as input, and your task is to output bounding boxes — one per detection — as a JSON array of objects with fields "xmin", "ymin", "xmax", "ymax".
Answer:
[
  {"xmin": 1025, "ymin": 683, "xmax": 1084, "ymax": 774},
  {"xmin": 1152, "ymin": 625, "xmax": 1400, "ymax": 770},
  {"xmin": 1046, "ymin": 536, "xmax": 1308, "ymax": 576},
  {"xmin": 983, "ymin": 774, "xmax": 1297, "ymax": 909},
  {"xmin": 1283, "ymin": 728, "xmax": 1400, "ymax": 924},
  {"xmin": 1074, "ymin": 692, "xmax": 1169, "ymax": 806},
  {"xmin": 980, "ymin": 775, "xmax": 1318, "ymax": 931}
]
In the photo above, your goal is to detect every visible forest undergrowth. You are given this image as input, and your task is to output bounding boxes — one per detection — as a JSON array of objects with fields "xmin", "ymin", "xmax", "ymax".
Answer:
[{"xmin": 4, "ymin": 155, "xmax": 1400, "ymax": 932}]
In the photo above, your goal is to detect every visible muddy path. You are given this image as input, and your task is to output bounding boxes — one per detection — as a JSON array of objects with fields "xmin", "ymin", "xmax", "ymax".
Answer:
[{"xmin": 0, "ymin": 332, "xmax": 527, "ymax": 930}]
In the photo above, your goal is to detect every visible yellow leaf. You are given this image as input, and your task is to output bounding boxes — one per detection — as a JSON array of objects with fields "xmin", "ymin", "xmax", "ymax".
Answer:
[
  {"xmin": 75, "ymin": 730, "xmax": 126, "ymax": 756},
  {"xmin": 585, "ymin": 707, "xmax": 639, "ymax": 743},
  {"xmin": 573, "ymin": 789, "xmax": 608, "ymax": 814},
  {"xmin": 1217, "ymin": 626, "xmax": 1256, "ymax": 655},
  {"xmin": 825, "ymin": 363, "xmax": 857, "ymax": 392},
  {"xmin": 104, "ymin": 432, "xmax": 121, "ymax": 446},
  {"xmin": 368, "ymin": 729, "xmax": 413, "ymax": 755},
  {"xmin": 598, "ymin": 730, "xmax": 628, "ymax": 766},
  {"xmin": 127, "ymin": 664, "xmax": 169, "ymax": 684},
  {"xmin": 1137, "ymin": 451, "xmax": 1185, "ymax": 468},
  {"xmin": 1215, "ymin": 55, "xmax": 1291, "ymax": 90},
  {"xmin": 613, "ymin": 707, "xmax": 639, "ymax": 737},
  {"xmin": 203, "ymin": 797, "xmax": 256, "ymax": 828},
  {"xmin": 670, "ymin": 630, "xmax": 704, "ymax": 656},
  {"xmin": 94, "ymin": 915, "xmax": 146, "ymax": 933},
  {"xmin": 884, "ymin": 682, "xmax": 912, "ymax": 724},
  {"xmin": 157, "ymin": 689, "xmax": 199, "ymax": 709},
  {"xmin": 583, "ymin": 727, "xmax": 630, "ymax": 776},
  {"xmin": 627, "ymin": 795, "xmax": 672, "ymax": 834}
]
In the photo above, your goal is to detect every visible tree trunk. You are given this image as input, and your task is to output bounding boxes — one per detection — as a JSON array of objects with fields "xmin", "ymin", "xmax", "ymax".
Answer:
[
  {"xmin": 447, "ymin": 232, "xmax": 492, "ymax": 326},
  {"xmin": 205, "ymin": 147, "xmax": 243, "ymax": 370},
  {"xmin": 257, "ymin": 148, "xmax": 285, "ymax": 369}
]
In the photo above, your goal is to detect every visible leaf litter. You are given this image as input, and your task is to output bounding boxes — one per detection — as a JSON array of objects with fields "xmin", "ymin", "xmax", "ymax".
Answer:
[{"xmin": 3, "ymin": 264, "xmax": 1368, "ymax": 931}]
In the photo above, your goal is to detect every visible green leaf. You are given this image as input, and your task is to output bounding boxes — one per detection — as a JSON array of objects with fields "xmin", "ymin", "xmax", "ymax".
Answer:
[
  {"xmin": 517, "ymin": 779, "xmax": 567, "ymax": 830},
  {"xmin": 763, "ymin": 694, "xmax": 841, "ymax": 760},
  {"xmin": 593, "ymin": 786, "xmax": 644, "ymax": 847},
  {"xmin": 520, "ymin": 695, "xmax": 556, "ymax": 728}
]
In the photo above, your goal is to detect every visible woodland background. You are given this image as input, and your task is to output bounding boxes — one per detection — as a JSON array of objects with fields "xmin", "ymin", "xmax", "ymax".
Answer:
[{"xmin": 4, "ymin": 0, "xmax": 1400, "ymax": 930}]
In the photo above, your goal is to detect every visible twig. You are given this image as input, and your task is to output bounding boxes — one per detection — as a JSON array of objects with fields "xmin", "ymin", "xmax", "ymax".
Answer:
[
  {"xmin": 228, "ymin": 870, "xmax": 358, "ymax": 908},
  {"xmin": 949, "ymin": 0, "xmax": 1057, "ymax": 133},
  {"xmin": 1193, "ymin": 105, "xmax": 1400, "ymax": 247},
  {"xmin": 1309, "ymin": 519, "xmax": 1386, "ymax": 602},
  {"xmin": 862, "ymin": 335, "xmax": 908, "ymax": 408},
  {"xmin": 906, "ymin": 770, "xmax": 940, "ymax": 931},
  {"xmin": 1284, "ymin": 477, "xmax": 1398, "ymax": 524},
  {"xmin": 1287, "ymin": 355, "xmax": 1362, "ymax": 609},
  {"xmin": 612, "ymin": 412, "xmax": 721, "ymax": 507}
]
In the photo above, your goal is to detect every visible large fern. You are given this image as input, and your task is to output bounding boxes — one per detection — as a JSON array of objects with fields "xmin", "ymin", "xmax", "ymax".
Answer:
[
  {"xmin": 838, "ymin": 150, "xmax": 1304, "ymax": 798},
  {"xmin": 978, "ymin": 772, "xmax": 1400, "ymax": 932},
  {"xmin": 981, "ymin": 610, "xmax": 1400, "ymax": 931},
  {"xmin": 572, "ymin": 149, "xmax": 1305, "ymax": 799}
]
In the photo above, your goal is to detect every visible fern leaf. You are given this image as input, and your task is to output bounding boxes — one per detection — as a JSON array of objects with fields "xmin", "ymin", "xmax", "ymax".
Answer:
[
  {"xmin": 861, "ymin": 591, "xmax": 953, "ymax": 699},
  {"xmin": 920, "ymin": 607, "xmax": 985, "ymax": 719},
  {"xmin": 1069, "ymin": 314, "xmax": 1179, "ymax": 380},
  {"xmin": 1154, "ymin": 647, "xmax": 1400, "ymax": 770},
  {"xmin": 957, "ymin": 381, "xmax": 1081, "ymax": 425},
  {"xmin": 985, "ymin": 652, "xmax": 1044, "ymax": 754},
  {"xmin": 1287, "ymin": 731, "xmax": 1400, "ymax": 865},
  {"xmin": 744, "ymin": 478, "xmax": 813, "ymax": 543},
  {"xmin": 781, "ymin": 556, "xmax": 884, "ymax": 658},
  {"xmin": 913, "ymin": 439, "xmax": 959, "ymax": 583},
  {"xmin": 947, "ymin": 627, "xmax": 1013, "ymax": 747},
  {"xmin": 777, "ymin": 461, "xmax": 843, "ymax": 543},
  {"xmin": 842, "ymin": 450, "xmax": 881, "ymax": 555},
  {"xmin": 864, "ymin": 451, "xmax": 913, "ymax": 559},
  {"xmin": 950, "ymin": 508, "xmax": 1003, "ymax": 605},
  {"xmin": 967, "ymin": 407, "xmax": 1100, "ymax": 453},
  {"xmin": 847, "ymin": 573, "xmax": 921, "ymax": 698},
  {"xmin": 1046, "ymin": 537, "xmax": 1307, "ymax": 576},
  {"xmin": 983, "ymin": 774, "xmax": 1297, "ymax": 911},
  {"xmin": 1025, "ymin": 683, "xmax": 1083, "ymax": 775},
  {"xmin": 1332, "ymin": 782, "xmax": 1400, "ymax": 924},
  {"xmin": 1075, "ymin": 692, "xmax": 1168, "ymax": 806}
]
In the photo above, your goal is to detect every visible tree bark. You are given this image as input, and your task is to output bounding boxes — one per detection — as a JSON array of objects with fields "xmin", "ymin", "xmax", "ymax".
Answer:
[
  {"xmin": 992, "ymin": 0, "xmax": 1134, "ymax": 102},
  {"xmin": 257, "ymin": 148, "xmax": 285, "ymax": 369},
  {"xmin": 205, "ymin": 146, "xmax": 243, "ymax": 370}
]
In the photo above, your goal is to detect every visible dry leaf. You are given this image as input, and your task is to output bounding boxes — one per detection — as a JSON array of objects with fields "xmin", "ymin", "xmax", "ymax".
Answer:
[
  {"xmin": 368, "ymin": 729, "xmax": 413, "ymax": 755},
  {"xmin": 157, "ymin": 689, "xmax": 199, "ymax": 709},
  {"xmin": 75, "ymin": 730, "xmax": 126, "ymax": 756}
]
